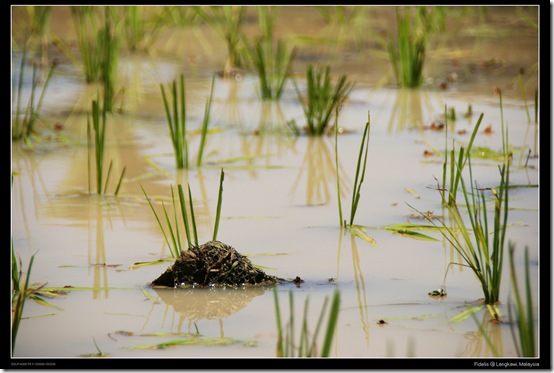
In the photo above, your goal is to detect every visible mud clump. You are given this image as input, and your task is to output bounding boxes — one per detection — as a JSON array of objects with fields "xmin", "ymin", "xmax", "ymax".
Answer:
[{"xmin": 151, "ymin": 241, "xmax": 283, "ymax": 288}]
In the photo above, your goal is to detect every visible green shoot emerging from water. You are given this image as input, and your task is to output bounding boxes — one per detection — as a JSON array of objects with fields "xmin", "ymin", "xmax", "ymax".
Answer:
[
  {"xmin": 11, "ymin": 246, "xmax": 36, "ymax": 353},
  {"xmin": 508, "ymin": 244, "xmax": 536, "ymax": 357},
  {"xmin": 294, "ymin": 64, "xmax": 354, "ymax": 136},
  {"xmin": 387, "ymin": 7, "xmax": 445, "ymax": 88},
  {"xmin": 12, "ymin": 46, "xmax": 57, "ymax": 145},
  {"xmin": 87, "ymin": 95, "xmax": 125, "ymax": 195},
  {"xmin": 247, "ymin": 37, "xmax": 296, "ymax": 100},
  {"xmin": 161, "ymin": 74, "xmax": 188, "ymax": 169},
  {"xmin": 274, "ymin": 288, "xmax": 340, "ymax": 357},
  {"xmin": 161, "ymin": 73, "xmax": 216, "ymax": 169},
  {"xmin": 412, "ymin": 157, "xmax": 510, "ymax": 320},
  {"xmin": 336, "ymin": 113, "xmax": 371, "ymax": 228},
  {"xmin": 142, "ymin": 169, "xmax": 225, "ymax": 258}
]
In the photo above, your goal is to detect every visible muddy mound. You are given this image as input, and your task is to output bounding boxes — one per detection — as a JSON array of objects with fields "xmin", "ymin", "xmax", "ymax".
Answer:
[{"xmin": 151, "ymin": 241, "xmax": 283, "ymax": 288}]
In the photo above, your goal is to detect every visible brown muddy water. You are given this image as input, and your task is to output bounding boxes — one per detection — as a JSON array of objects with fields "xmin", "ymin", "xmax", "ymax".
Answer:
[{"xmin": 10, "ymin": 5, "xmax": 543, "ymax": 369}]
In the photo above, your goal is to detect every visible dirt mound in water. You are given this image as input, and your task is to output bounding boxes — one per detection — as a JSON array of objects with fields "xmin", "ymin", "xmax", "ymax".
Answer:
[{"xmin": 151, "ymin": 241, "xmax": 283, "ymax": 288}]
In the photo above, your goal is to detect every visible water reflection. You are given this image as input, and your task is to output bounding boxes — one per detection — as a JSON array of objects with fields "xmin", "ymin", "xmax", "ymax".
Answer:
[
  {"xmin": 387, "ymin": 88, "xmax": 438, "ymax": 133},
  {"xmin": 237, "ymin": 101, "xmax": 296, "ymax": 174},
  {"xmin": 290, "ymin": 137, "xmax": 350, "ymax": 206},
  {"xmin": 152, "ymin": 287, "xmax": 267, "ymax": 337},
  {"xmin": 336, "ymin": 227, "xmax": 371, "ymax": 347},
  {"xmin": 462, "ymin": 311, "xmax": 504, "ymax": 357},
  {"xmin": 89, "ymin": 201, "xmax": 109, "ymax": 299}
]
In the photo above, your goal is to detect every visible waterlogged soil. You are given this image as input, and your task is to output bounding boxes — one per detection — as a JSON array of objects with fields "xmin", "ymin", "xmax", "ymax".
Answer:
[{"xmin": 10, "ymin": 6, "xmax": 541, "ymax": 365}]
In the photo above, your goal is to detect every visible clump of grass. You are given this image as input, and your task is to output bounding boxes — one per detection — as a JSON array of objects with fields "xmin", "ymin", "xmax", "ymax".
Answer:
[
  {"xmin": 194, "ymin": 6, "xmax": 247, "ymax": 77},
  {"xmin": 161, "ymin": 73, "xmax": 188, "ymax": 169},
  {"xmin": 245, "ymin": 7, "xmax": 295, "ymax": 100},
  {"xmin": 388, "ymin": 7, "xmax": 445, "ymax": 88},
  {"xmin": 25, "ymin": 5, "xmax": 52, "ymax": 64},
  {"xmin": 12, "ymin": 46, "xmax": 57, "ymax": 145},
  {"xmin": 142, "ymin": 169, "xmax": 225, "ymax": 259},
  {"xmin": 11, "ymin": 244, "xmax": 65, "ymax": 354},
  {"xmin": 247, "ymin": 37, "xmax": 296, "ymax": 100},
  {"xmin": 316, "ymin": 6, "xmax": 362, "ymax": 27},
  {"xmin": 123, "ymin": 6, "xmax": 164, "ymax": 53},
  {"xmin": 70, "ymin": 6, "xmax": 121, "ymax": 111},
  {"xmin": 412, "ymin": 154, "xmax": 510, "ymax": 320},
  {"xmin": 87, "ymin": 95, "xmax": 126, "ymax": 196},
  {"xmin": 508, "ymin": 243, "xmax": 536, "ymax": 357},
  {"xmin": 11, "ymin": 245, "xmax": 36, "ymax": 353},
  {"xmin": 293, "ymin": 64, "xmax": 354, "ymax": 136},
  {"xmin": 160, "ymin": 73, "xmax": 216, "ymax": 169},
  {"xmin": 274, "ymin": 288, "xmax": 341, "ymax": 357}
]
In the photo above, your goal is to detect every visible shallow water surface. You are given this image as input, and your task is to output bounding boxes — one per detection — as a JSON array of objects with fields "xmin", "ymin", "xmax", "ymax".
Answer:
[{"xmin": 10, "ymin": 5, "xmax": 541, "ymax": 367}]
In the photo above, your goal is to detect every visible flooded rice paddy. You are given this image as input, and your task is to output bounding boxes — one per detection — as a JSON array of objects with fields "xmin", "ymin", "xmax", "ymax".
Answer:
[{"xmin": 10, "ymin": 5, "xmax": 542, "ymax": 369}]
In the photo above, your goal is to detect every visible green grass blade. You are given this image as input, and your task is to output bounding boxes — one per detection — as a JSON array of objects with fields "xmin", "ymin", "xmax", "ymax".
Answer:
[
  {"xmin": 212, "ymin": 169, "xmax": 225, "ymax": 241},
  {"xmin": 197, "ymin": 74, "xmax": 215, "ymax": 167},
  {"xmin": 177, "ymin": 184, "xmax": 192, "ymax": 248},
  {"xmin": 187, "ymin": 185, "xmax": 198, "ymax": 246}
]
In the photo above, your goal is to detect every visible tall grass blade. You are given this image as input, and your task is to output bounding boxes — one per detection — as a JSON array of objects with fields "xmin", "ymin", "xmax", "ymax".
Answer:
[
  {"xmin": 212, "ymin": 169, "xmax": 225, "ymax": 241},
  {"xmin": 188, "ymin": 185, "xmax": 198, "ymax": 247},
  {"xmin": 141, "ymin": 185, "xmax": 180, "ymax": 258},
  {"xmin": 12, "ymin": 46, "xmax": 57, "ymax": 143},
  {"xmin": 507, "ymin": 246, "xmax": 535, "ymax": 356},
  {"xmin": 114, "ymin": 166, "xmax": 126, "ymax": 196},
  {"xmin": 349, "ymin": 114, "xmax": 370, "ymax": 226},
  {"xmin": 197, "ymin": 74, "xmax": 215, "ymax": 167},
  {"xmin": 177, "ymin": 184, "xmax": 193, "ymax": 249},
  {"xmin": 334, "ymin": 115, "xmax": 344, "ymax": 227},
  {"xmin": 294, "ymin": 64, "xmax": 354, "ymax": 136},
  {"xmin": 320, "ymin": 289, "xmax": 340, "ymax": 357},
  {"xmin": 273, "ymin": 288, "xmax": 341, "ymax": 357},
  {"xmin": 11, "ymin": 250, "xmax": 36, "ymax": 352},
  {"xmin": 161, "ymin": 74, "xmax": 188, "ymax": 168}
]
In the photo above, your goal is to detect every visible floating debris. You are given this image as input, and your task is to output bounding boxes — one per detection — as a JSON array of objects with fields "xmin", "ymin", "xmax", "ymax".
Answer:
[
  {"xmin": 150, "ymin": 241, "xmax": 284, "ymax": 288},
  {"xmin": 428, "ymin": 288, "xmax": 447, "ymax": 298}
]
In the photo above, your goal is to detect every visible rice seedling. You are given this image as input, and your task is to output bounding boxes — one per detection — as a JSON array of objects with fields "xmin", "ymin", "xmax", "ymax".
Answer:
[
  {"xmin": 247, "ymin": 37, "xmax": 296, "ymax": 100},
  {"xmin": 257, "ymin": 5, "xmax": 279, "ymax": 41},
  {"xmin": 388, "ymin": 7, "xmax": 426, "ymax": 88},
  {"xmin": 160, "ymin": 74, "xmax": 188, "ymax": 169},
  {"xmin": 533, "ymin": 88, "xmax": 538, "ymax": 157},
  {"xmin": 293, "ymin": 64, "xmax": 354, "ymax": 136},
  {"xmin": 274, "ymin": 288, "xmax": 340, "ymax": 357},
  {"xmin": 160, "ymin": 73, "xmax": 216, "ymax": 169},
  {"xmin": 25, "ymin": 5, "xmax": 52, "ymax": 64},
  {"xmin": 98, "ymin": 7, "xmax": 120, "ymax": 113},
  {"xmin": 440, "ymin": 107, "xmax": 484, "ymax": 206},
  {"xmin": 335, "ymin": 113, "xmax": 370, "ymax": 228},
  {"xmin": 158, "ymin": 6, "xmax": 202, "ymax": 27},
  {"xmin": 27, "ymin": 6, "xmax": 51, "ymax": 41},
  {"xmin": 11, "ymin": 246, "xmax": 36, "ymax": 353},
  {"xmin": 142, "ymin": 169, "xmax": 225, "ymax": 259},
  {"xmin": 87, "ymin": 95, "xmax": 126, "ymax": 195},
  {"xmin": 244, "ymin": 6, "xmax": 294, "ymax": 100},
  {"xmin": 70, "ymin": 6, "xmax": 103, "ymax": 83},
  {"xmin": 196, "ymin": 74, "xmax": 216, "ymax": 168},
  {"xmin": 11, "ymin": 244, "xmax": 65, "ymax": 355},
  {"xmin": 12, "ymin": 46, "xmax": 57, "ymax": 146},
  {"xmin": 70, "ymin": 6, "xmax": 120, "ymax": 111},
  {"xmin": 507, "ymin": 243, "xmax": 536, "ymax": 357},
  {"xmin": 411, "ymin": 154, "xmax": 510, "ymax": 320},
  {"xmin": 123, "ymin": 6, "xmax": 164, "ymax": 53},
  {"xmin": 388, "ymin": 7, "xmax": 445, "ymax": 88},
  {"xmin": 316, "ymin": 6, "xmax": 362, "ymax": 27},
  {"xmin": 194, "ymin": 6, "xmax": 247, "ymax": 77}
]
